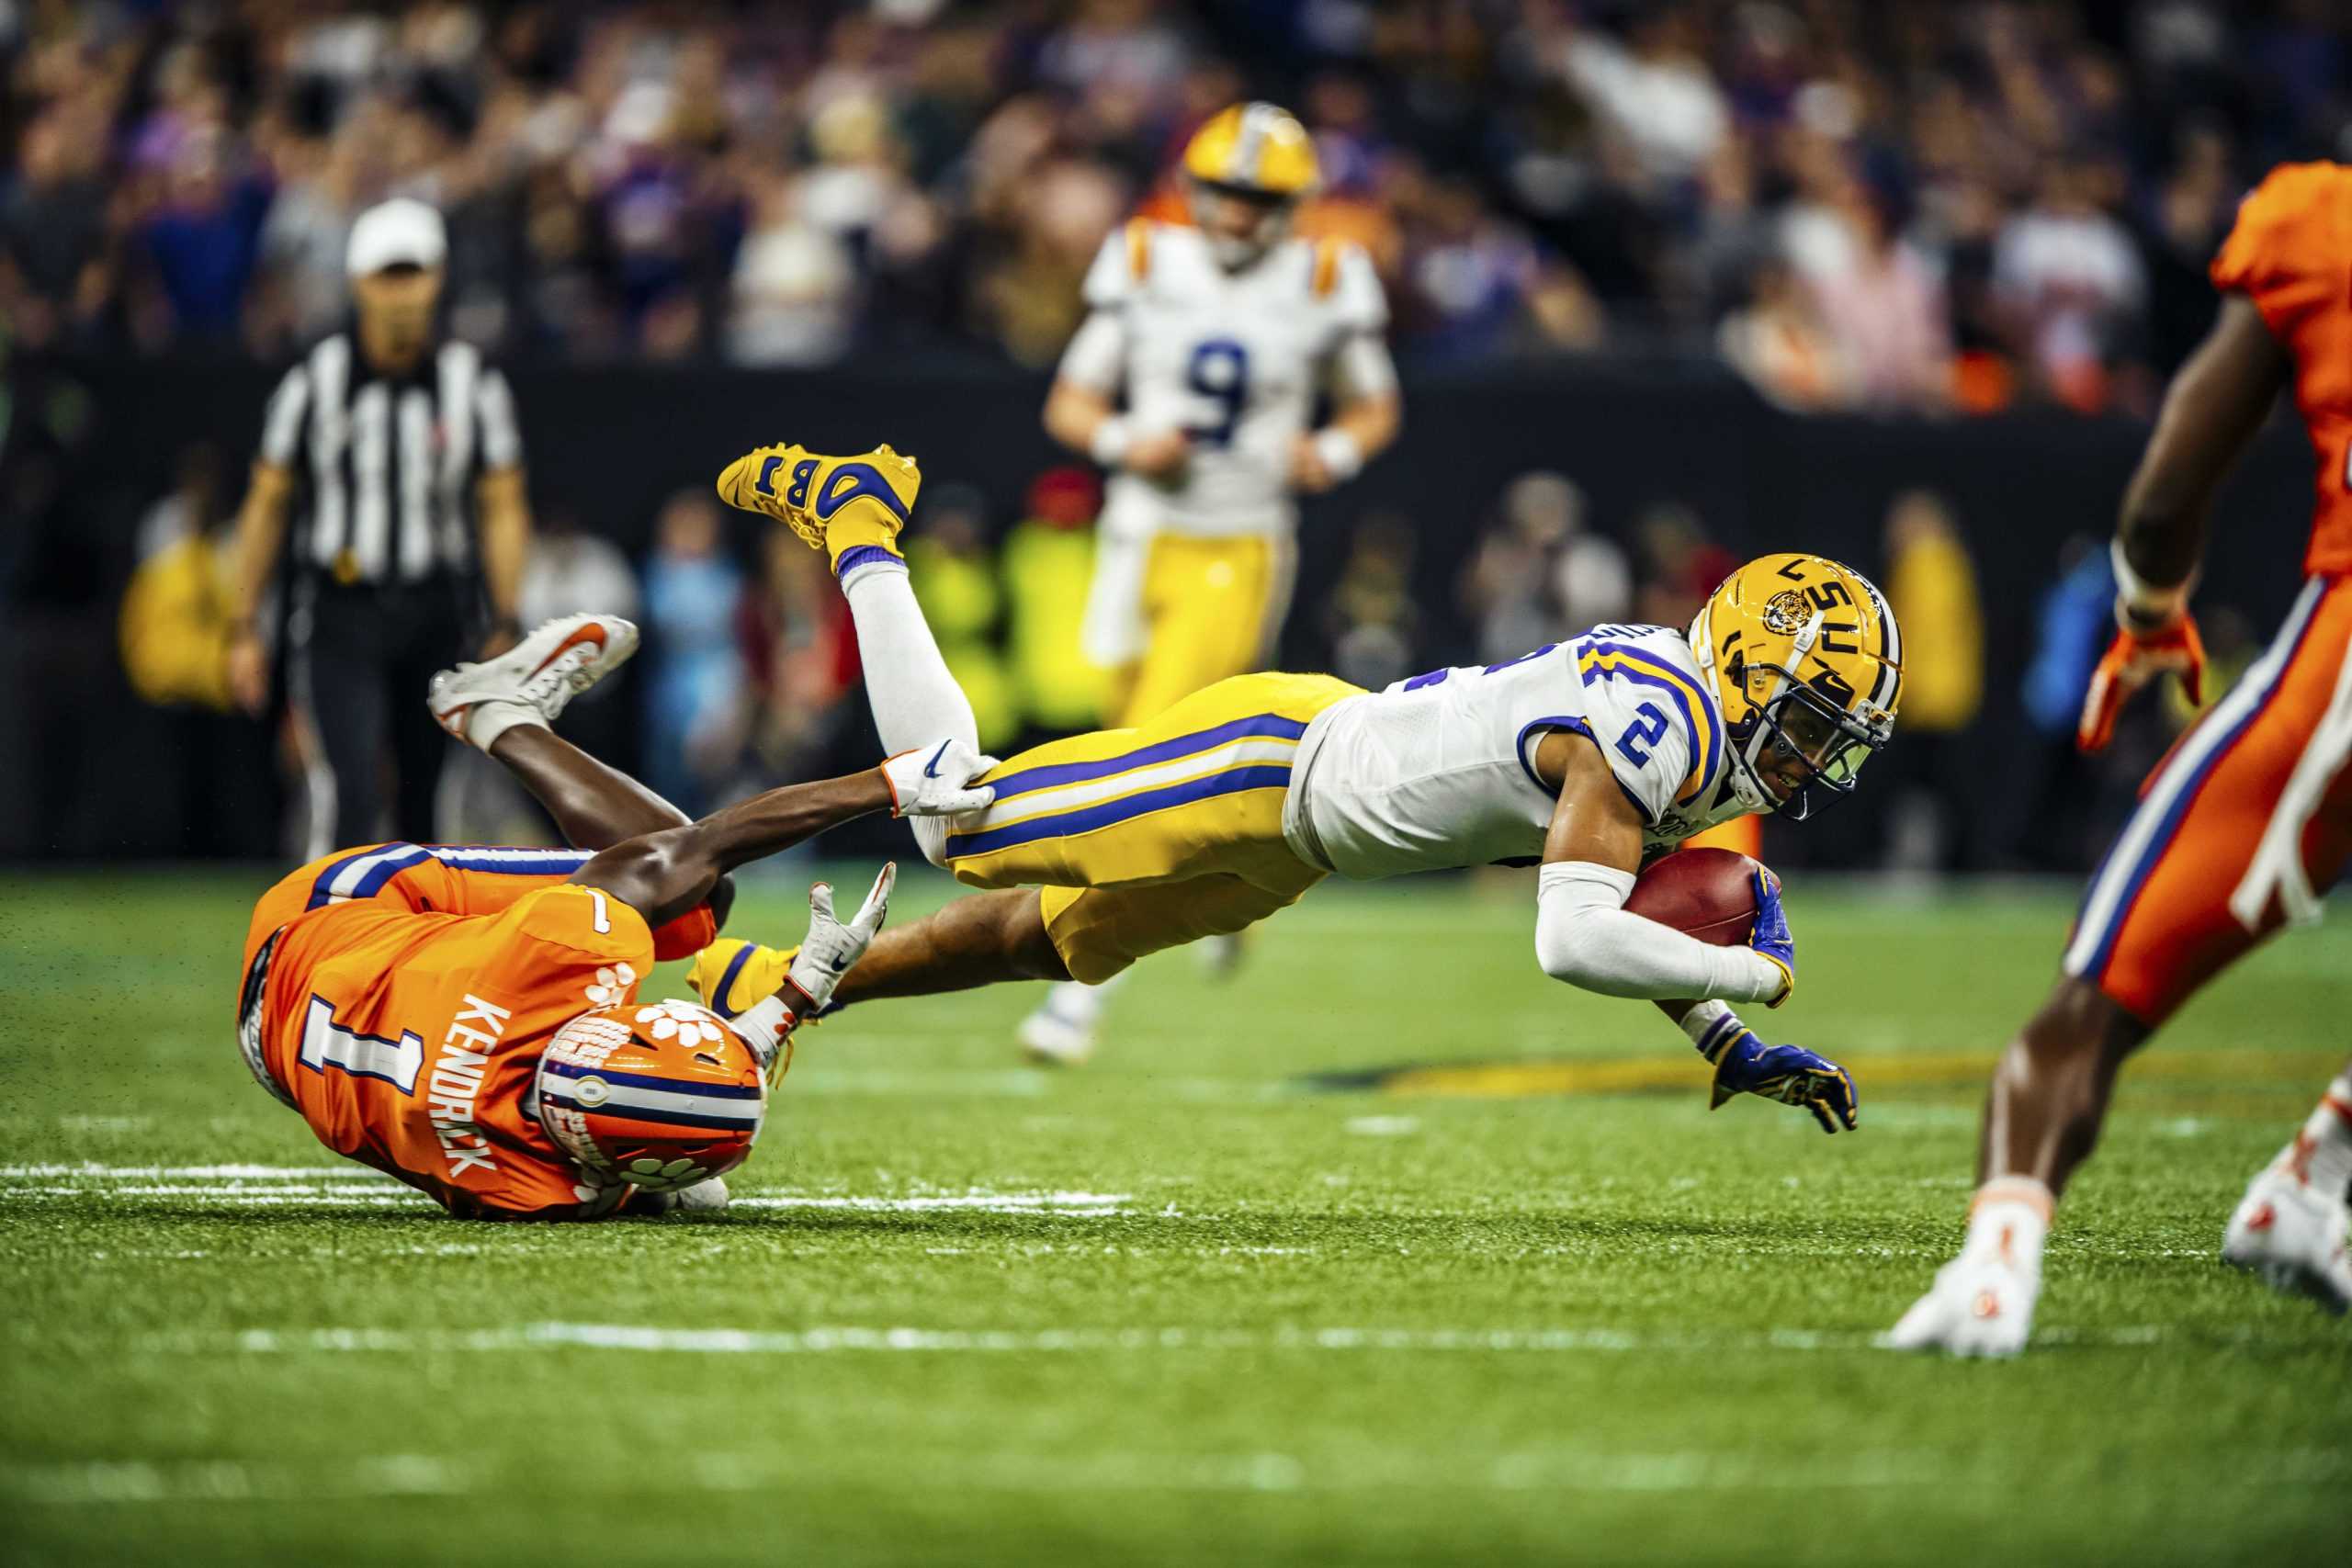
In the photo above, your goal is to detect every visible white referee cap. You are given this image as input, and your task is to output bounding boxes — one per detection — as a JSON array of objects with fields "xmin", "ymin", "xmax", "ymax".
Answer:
[{"xmin": 346, "ymin": 198, "xmax": 447, "ymax": 277}]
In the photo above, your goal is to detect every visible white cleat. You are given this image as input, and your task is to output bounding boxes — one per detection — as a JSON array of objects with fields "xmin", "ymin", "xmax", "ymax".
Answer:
[
  {"xmin": 1017, "ymin": 987, "xmax": 1099, "ymax": 1068},
  {"xmin": 1885, "ymin": 1249, "xmax": 2041, "ymax": 1357},
  {"xmin": 428, "ymin": 614, "xmax": 639, "ymax": 744},
  {"xmin": 2222, "ymin": 1143, "xmax": 2352, "ymax": 1315}
]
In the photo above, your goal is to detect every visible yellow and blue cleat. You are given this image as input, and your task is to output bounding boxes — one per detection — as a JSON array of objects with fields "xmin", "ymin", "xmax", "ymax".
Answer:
[
  {"xmin": 688, "ymin": 937, "xmax": 798, "ymax": 1021},
  {"xmin": 715, "ymin": 442, "xmax": 921, "ymax": 578}
]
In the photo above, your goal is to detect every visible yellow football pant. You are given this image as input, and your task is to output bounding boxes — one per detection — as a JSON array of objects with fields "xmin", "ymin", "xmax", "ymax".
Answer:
[
  {"xmin": 1114, "ymin": 534, "xmax": 1295, "ymax": 726},
  {"xmin": 942, "ymin": 671, "xmax": 1361, "ymax": 984}
]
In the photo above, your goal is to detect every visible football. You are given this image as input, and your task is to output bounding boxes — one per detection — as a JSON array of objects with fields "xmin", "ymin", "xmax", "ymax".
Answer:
[{"xmin": 1625, "ymin": 846, "xmax": 1762, "ymax": 946}]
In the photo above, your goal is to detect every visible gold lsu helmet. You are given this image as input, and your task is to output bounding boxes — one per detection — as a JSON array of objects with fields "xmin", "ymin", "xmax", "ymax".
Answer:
[
  {"xmin": 1688, "ymin": 553, "xmax": 1903, "ymax": 820},
  {"xmin": 1182, "ymin": 103, "xmax": 1318, "ymax": 267}
]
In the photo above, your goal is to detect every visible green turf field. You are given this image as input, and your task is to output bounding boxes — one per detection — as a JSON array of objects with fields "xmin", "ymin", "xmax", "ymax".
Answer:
[{"xmin": 3, "ymin": 867, "xmax": 2346, "ymax": 1566}]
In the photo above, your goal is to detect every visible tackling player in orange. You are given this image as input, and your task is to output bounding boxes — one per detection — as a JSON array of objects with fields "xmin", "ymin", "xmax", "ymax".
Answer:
[
  {"xmin": 1893, "ymin": 164, "xmax": 2352, "ymax": 1351},
  {"xmin": 237, "ymin": 613, "xmax": 992, "ymax": 1219}
]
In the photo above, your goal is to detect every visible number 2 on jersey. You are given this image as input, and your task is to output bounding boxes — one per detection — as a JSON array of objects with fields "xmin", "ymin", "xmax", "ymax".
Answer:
[
  {"xmin": 1183, "ymin": 339, "xmax": 1250, "ymax": 447},
  {"xmin": 1614, "ymin": 703, "xmax": 1671, "ymax": 767}
]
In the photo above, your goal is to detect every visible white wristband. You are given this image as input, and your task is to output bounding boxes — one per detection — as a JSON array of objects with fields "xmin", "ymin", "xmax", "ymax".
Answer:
[
  {"xmin": 2109, "ymin": 536, "xmax": 2189, "ymax": 624},
  {"xmin": 1312, "ymin": 427, "xmax": 1364, "ymax": 482},
  {"xmin": 1089, "ymin": 417, "xmax": 1133, "ymax": 468}
]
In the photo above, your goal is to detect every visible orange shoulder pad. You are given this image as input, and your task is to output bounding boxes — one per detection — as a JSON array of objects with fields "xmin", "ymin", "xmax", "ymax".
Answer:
[
  {"xmin": 1125, "ymin": 218, "xmax": 1153, "ymax": 283},
  {"xmin": 2211, "ymin": 163, "xmax": 2352, "ymax": 334},
  {"xmin": 1311, "ymin": 238, "xmax": 1342, "ymax": 299}
]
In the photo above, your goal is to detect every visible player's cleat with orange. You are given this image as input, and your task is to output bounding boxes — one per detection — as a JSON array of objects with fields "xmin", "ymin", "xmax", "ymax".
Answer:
[
  {"xmin": 1885, "ymin": 1181, "xmax": 2049, "ymax": 1356},
  {"xmin": 2221, "ymin": 1141, "xmax": 2352, "ymax": 1314},
  {"xmin": 715, "ymin": 442, "xmax": 922, "ymax": 578},
  {"xmin": 428, "ymin": 613, "xmax": 639, "ymax": 750}
]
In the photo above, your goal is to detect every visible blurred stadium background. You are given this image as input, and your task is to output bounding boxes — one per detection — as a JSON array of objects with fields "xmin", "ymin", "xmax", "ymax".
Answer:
[{"xmin": 6, "ymin": 0, "xmax": 2344, "ymax": 873}]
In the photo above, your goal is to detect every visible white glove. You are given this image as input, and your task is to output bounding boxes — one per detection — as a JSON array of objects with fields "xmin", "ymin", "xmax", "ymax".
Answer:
[
  {"xmin": 783, "ymin": 863, "xmax": 895, "ymax": 1016},
  {"xmin": 881, "ymin": 739, "xmax": 998, "ymax": 818}
]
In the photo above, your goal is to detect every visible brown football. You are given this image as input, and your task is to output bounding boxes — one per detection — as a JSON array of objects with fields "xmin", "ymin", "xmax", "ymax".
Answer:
[{"xmin": 1625, "ymin": 846, "xmax": 1761, "ymax": 946}]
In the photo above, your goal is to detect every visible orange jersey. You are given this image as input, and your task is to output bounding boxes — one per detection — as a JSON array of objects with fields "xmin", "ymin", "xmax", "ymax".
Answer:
[
  {"xmin": 2210, "ymin": 162, "xmax": 2352, "ymax": 575},
  {"xmin": 237, "ymin": 844, "xmax": 717, "ymax": 1219}
]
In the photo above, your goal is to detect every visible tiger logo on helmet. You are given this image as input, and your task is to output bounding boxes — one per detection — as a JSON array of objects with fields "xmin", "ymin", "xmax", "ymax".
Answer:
[
  {"xmin": 535, "ymin": 999, "xmax": 766, "ymax": 1193},
  {"xmin": 1181, "ymin": 102, "xmax": 1319, "ymax": 269},
  {"xmin": 1688, "ymin": 553, "xmax": 1904, "ymax": 821}
]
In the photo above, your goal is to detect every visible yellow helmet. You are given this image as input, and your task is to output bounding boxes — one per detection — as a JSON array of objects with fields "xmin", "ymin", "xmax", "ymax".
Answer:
[
  {"xmin": 1687, "ymin": 553, "xmax": 1903, "ymax": 820},
  {"xmin": 1182, "ymin": 102, "xmax": 1320, "ymax": 197},
  {"xmin": 1182, "ymin": 103, "xmax": 1317, "ymax": 269}
]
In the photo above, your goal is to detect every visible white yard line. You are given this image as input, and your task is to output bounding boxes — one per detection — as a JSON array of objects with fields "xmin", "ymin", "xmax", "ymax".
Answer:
[
  {"xmin": 0, "ymin": 1165, "xmax": 377, "ymax": 1179},
  {"xmin": 13, "ymin": 1441, "xmax": 2341, "ymax": 1506},
  {"xmin": 132, "ymin": 1321, "xmax": 2193, "ymax": 1358},
  {"xmin": 0, "ymin": 1167, "xmax": 1136, "ymax": 1217}
]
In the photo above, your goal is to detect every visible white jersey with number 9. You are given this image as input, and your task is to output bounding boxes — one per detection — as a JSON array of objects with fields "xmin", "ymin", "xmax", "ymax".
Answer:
[{"xmin": 1057, "ymin": 219, "xmax": 1391, "ymax": 541}]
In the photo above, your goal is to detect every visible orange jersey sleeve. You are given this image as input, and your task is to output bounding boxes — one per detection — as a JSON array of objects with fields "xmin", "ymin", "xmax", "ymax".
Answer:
[
  {"xmin": 260, "ymin": 883, "xmax": 659, "ymax": 1219},
  {"xmin": 2209, "ymin": 162, "xmax": 2352, "ymax": 574}
]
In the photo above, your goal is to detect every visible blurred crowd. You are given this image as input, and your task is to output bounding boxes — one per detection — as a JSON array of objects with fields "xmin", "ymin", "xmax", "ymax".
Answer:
[{"xmin": 6, "ymin": 1, "xmax": 2346, "ymax": 412}]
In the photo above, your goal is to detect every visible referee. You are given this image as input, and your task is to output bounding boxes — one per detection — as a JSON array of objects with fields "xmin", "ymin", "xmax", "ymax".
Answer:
[{"xmin": 223, "ymin": 198, "xmax": 532, "ymax": 855}]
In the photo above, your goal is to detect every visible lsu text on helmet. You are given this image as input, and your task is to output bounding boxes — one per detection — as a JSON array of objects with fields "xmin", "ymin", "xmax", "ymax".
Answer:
[
  {"xmin": 535, "ymin": 999, "xmax": 766, "ymax": 1192},
  {"xmin": 1688, "ymin": 553, "xmax": 1903, "ymax": 822}
]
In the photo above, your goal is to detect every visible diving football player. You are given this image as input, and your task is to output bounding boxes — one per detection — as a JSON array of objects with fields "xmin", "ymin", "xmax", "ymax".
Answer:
[
  {"xmin": 236, "ymin": 613, "xmax": 987, "ymax": 1219},
  {"xmin": 698, "ymin": 442, "xmax": 1895, "ymax": 1131},
  {"xmin": 1026, "ymin": 101, "xmax": 1404, "ymax": 1062},
  {"xmin": 1892, "ymin": 163, "xmax": 2352, "ymax": 1353}
]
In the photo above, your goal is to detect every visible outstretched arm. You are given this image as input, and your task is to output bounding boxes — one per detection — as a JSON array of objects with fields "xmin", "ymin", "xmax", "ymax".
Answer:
[{"xmin": 571, "ymin": 743, "xmax": 992, "ymax": 929}]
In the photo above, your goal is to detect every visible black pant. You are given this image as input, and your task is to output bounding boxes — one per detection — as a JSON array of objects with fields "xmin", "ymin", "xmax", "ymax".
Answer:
[{"xmin": 292, "ymin": 578, "xmax": 472, "ymax": 850}]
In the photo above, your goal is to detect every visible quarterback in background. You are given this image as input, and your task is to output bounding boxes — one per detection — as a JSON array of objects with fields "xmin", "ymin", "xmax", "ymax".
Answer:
[
  {"xmin": 703, "ymin": 440, "xmax": 1889, "ymax": 1138},
  {"xmin": 1024, "ymin": 101, "xmax": 1404, "ymax": 1064},
  {"xmin": 236, "ymin": 614, "xmax": 986, "ymax": 1219},
  {"xmin": 1893, "ymin": 163, "xmax": 2352, "ymax": 1353}
]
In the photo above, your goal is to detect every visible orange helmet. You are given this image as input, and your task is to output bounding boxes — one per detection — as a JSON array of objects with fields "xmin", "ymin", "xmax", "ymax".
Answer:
[{"xmin": 535, "ymin": 1000, "xmax": 766, "ymax": 1192}]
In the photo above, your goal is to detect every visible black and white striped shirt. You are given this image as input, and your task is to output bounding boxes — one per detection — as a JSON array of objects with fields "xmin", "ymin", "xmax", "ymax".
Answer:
[{"xmin": 257, "ymin": 334, "xmax": 523, "ymax": 586}]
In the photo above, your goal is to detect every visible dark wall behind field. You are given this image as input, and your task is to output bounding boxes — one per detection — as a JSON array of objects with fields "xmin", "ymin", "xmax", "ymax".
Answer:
[{"xmin": 0, "ymin": 352, "xmax": 2317, "ymax": 865}]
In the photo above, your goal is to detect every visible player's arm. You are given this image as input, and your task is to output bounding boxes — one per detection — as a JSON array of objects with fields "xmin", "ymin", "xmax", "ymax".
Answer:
[
  {"xmin": 1293, "ymin": 335, "xmax": 1402, "ymax": 493},
  {"xmin": 474, "ymin": 466, "xmax": 531, "ymax": 655},
  {"xmin": 1532, "ymin": 735, "xmax": 1791, "ymax": 1005},
  {"xmin": 1534, "ymin": 735, "xmax": 1855, "ymax": 1134},
  {"xmin": 568, "ymin": 742, "xmax": 993, "ymax": 930},
  {"xmin": 471, "ymin": 367, "xmax": 531, "ymax": 654},
  {"xmin": 1044, "ymin": 311, "xmax": 1188, "ymax": 481},
  {"xmin": 2079, "ymin": 295, "xmax": 2291, "ymax": 750},
  {"xmin": 222, "ymin": 459, "xmax": 295, "ymax": 716},
  {"xmin": 224, "ymin": 360, "xmax": 315, "ymax": 716}
]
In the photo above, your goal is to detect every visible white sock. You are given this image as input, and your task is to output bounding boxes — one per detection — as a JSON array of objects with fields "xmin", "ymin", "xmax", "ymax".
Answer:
[
  {"xmin": 466, "ymin": 701, "xmax": 545, "ymax": 754},
  {"xmin": 1962, "ymin": 1177, "xmax": 2053, "ymax": 1274},
  {"xmin": 841, "ymin": 562, "xmax": 978, "ymax": 754},
  {"xmin": 2295, "ymin": 1074, "xmax": 2352, "ymax": 1196}
]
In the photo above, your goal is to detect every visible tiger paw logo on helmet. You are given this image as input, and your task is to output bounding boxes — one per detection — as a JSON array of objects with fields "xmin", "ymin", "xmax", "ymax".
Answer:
[{"xmin": 535, "ymin": 1000, "xmax": 767, "ymax": 1193}]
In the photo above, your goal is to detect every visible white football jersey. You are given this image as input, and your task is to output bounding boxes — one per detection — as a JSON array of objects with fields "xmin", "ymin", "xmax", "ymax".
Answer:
[
  {"xmin": 1061, "ymin": 220, "xmax": 1388, "ymax": 537},
  {"xmin": 1283, "ymin": 624, "xmax": 1746, "ymax": 880}
]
